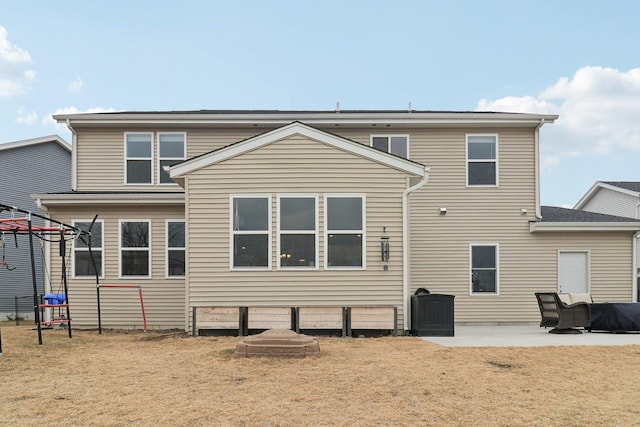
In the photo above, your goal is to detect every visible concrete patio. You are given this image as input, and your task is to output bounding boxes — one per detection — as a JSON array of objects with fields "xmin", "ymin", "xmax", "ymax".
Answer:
[{"xmin": 420, "ymin": 324, "xmax": 640, "ymax": 347}]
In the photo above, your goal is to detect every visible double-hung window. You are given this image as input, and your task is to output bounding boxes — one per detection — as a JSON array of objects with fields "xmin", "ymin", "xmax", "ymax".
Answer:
[
  {"xmin": 325, "ymin": 195, "xmax": 365, "ymax": 269},
  {"xmin": 467, "ymin": 135, "xmax": 498, "ymax": 186},
  {"xmin": 231, "ymin": 196, "xmax": 271, "ymax": 269},
  {"xmin": 120, "ymin": 220, "xmax": 151, "ymax": 277},
  {"xmin": 125, "ymin": 133, "xmax": 153, "ymax": 184},
  {"xmin": 158, "ymin": 133, "xmax": 185, "ymax": 185},
  {"xmin": 73, "ymin": 220, "xmax": 104, "ymax": 278},
  {"xmin": 470, "ymin": 244, "xmax": 498, "ymax": 294},
  {"xmin": 371, "ymin": 135, "xmax": 409, "ymax": 159},
  {"xmin": 166, "ymin": 220, "xmax": 185, "ymax": 277},
  {"xmin": 278, "ymin": 196, "xmax": 317, "ymax": 269}
]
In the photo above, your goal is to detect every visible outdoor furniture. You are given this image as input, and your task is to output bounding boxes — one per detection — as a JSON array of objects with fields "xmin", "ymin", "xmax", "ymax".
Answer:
[
  {"xmin": 589, "ymin": 303, "xmax": 640, "ymax": 332},
  {"xmin": 534, "ymin": 292, "xmax": 591, "ymax": 334}
]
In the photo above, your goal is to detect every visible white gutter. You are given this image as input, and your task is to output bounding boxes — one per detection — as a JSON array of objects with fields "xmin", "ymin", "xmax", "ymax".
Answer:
[
  {"xmin": 402, "ymin": 167, "xmax": 430, "ymax": 331},
  {"xmin": 66, "ymin": 118, "xmax": 77, "ymax": 191},
  {"xmin": 634, "ymin": 231, "xmax": 640, "ymax": 302}
]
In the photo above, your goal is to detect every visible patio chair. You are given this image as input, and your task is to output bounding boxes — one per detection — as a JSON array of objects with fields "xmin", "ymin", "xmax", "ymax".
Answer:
[{"xmin": 534, "ymin": 292, "xmax": 591, "ymax": 334}]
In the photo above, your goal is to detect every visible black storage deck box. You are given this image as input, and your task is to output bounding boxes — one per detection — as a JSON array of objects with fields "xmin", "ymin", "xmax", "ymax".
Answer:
[{"xmin": 411, "ymin": 294, "xmax": 454, "ymax": 336}]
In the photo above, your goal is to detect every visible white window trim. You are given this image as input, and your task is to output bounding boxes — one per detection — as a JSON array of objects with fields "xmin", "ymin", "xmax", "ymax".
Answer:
[
  {"xmin": 466, "ymin": 134, "xmax": 499, "ymax": 187},
  {"xmin": 277, "ymin": 194, "xmax": 319, "ymax": 271},
  {"xmin": 370, "ymin": 134, "xmax": 410, "ymax": 159},
  {"xmin": 469, "ymin": 243, "xmax": 499, "ymax": 295},
  {"xmin": 118, "ymin": 219, "xmax": 152, "ymax": 279},
  {"xmin": 124, "ymin": 132, "xmax": 154, "ymax": 186},
  {"xmin": 324, "ymin": 194, "xmax": 366, "ymax": 270},
  {"xmin": 157, "ymin": 132, "xmax": 186, "ymax": 186},
  {"xmin": 229, "ymin": 194, "xmax": 272, "ymax": 271},
  {"xmin": 72, "ymin": 219, "xmax": 105, "ymax": 279},
  {"xmin": 166, "ymin": 219, "xmax": 186, "ymax": 279},
  {"xmin": 557, "ymin": 249, "xmax": 592, "ymax": 293}
]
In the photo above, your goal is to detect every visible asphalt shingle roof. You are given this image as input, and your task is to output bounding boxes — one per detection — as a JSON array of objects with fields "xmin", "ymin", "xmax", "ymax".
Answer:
[
  {"xmin": 602, "ymin": 181, "xmax": 640, "ymax": 193},
  {"xmin": 541, "ymin": 206, "xmax": 640, "ymax": 223}
]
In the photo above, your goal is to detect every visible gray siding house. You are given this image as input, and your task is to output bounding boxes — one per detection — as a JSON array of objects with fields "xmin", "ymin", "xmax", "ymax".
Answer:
[{"xmin": 0, "ymin": 135, "xmax": 71, "ymax": 319}]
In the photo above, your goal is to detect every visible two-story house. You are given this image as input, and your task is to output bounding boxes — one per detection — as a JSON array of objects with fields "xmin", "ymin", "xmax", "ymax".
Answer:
[{"xmin": 35, "ymin": 110, "xmax": 640, "ymax": 332}]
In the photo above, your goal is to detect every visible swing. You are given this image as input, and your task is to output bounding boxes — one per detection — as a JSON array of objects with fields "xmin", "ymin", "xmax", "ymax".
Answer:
[{"xmin": 1, "ymin": 232, "xmax": 16, "ymax": 271}]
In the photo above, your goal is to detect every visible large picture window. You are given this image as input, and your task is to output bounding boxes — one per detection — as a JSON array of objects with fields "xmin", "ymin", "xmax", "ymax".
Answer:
[
  {"xmin": 231, "ymin": 196, "xmax": 270, "ymax": 269},
  {"xmin": 125, "ymin": 133, "xmax": 153, "ymax": 184},
  {"xmin": 371, "ymin": 135, "xmax": 409, "ymax": 159},
  {"xmin": 325, "ymin": 195, "xmax": 365, "ymax": 269},
  {"xmin": 158, "ymin": 133, "xmax": 185, "ymax": 184},
  {"xmin": 470, "ymin": 244, "xmax": 498, "ymax": 294},
  {"xmin": 120, "ymin": 220, "xmax": 151, "ymax": 277},
  {"xmin": 467, "ymin": 135, "xmax": 498, "ymax": 186},
  {"xmin": 166, "ymin": 220, "xmax": 185, "ymax": 277},
  {"xmin": 73, "ymin": 220, "xmax": 103, "ymax": 278},
  {"xmin": 278, "ymin": 196, "xmax": 317, "ymax": 269}
]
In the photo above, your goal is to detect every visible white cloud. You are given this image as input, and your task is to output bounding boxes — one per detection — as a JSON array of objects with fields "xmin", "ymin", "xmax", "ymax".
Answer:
[
  {"xmin": 0, "ymin": 26, "xmax": 31, "ymax": 64},
  {"xmin": 16, "ymin": 106, "xmax": 37, "ymax": 125},
  {"xmin": 0, "ymin": 26, "xmax": 34, "ymax": 97},
  {"xmin": 476, "ymin": 66, "xmax": 640, "ymax": 167},
  {"xmin": 42, "ymin": 106, "xmax": 119, "ymax": 133},
  {"xmin": 69, "ymin": 76, "xmax": 83, "ymax": 92}
]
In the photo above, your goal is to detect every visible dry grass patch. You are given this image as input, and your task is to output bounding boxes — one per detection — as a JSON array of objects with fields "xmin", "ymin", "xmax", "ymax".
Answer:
[{"xmin": 1, "ymin": 326, "xmax": 640, "ymax": 426}]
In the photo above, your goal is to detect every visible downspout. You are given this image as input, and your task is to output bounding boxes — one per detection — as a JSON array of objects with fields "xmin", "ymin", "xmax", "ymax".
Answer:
[
  {"xmin": 534, "ymin": 118, "xmax": 545, "ymax": 219},
  {"xmin": 402, "ymin": 167, "xmax": 429, "ymax": 332},
  {"xmin": 633, "ymin": 231, "xmax": 640, "ymax": 302},
  {"xmin": 66, "ymin": 119, "xmax": 77, "ymax": 191}
]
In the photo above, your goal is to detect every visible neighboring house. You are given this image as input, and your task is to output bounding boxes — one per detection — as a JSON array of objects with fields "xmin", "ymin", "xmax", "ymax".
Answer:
[
  {"xmin": 575, "ymin": 181, "xmax": 640, "ymax": 300},
  {"xmin": 33, "ymin": 110, "xmax": 640, "ymax": 332},
  {"xmin": 0, "ymin": 135, "xmax": 72, "ymax": 319}
]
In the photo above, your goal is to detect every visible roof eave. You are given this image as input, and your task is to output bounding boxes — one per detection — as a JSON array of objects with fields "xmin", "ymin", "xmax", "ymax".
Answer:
[
  {"xmin": 0, "ymin": 135, "xmax": 71, "ymax": 153},
  {"xmin": 55, "ymin": 111, "xmax": 558, "ymax": 128},
  {"xmin": 34, "ymin": 192, "xmax": 185, "ymax": 206},
  {"xmin": 530, "ymin": 221, "xmax": 640, "ymax": 232}
]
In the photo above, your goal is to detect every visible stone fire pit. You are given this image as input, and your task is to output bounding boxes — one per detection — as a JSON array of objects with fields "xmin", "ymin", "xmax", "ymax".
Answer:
[{"xmin": 235, "ymin": 329, "xmax": 321, "ymax": 358}]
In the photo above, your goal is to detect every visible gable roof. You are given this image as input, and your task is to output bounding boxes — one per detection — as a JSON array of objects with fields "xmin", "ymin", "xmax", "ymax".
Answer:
[
  {"xmin": 530, "ymin": 206, "xmax": 640, "ymax": 232},
  {"xmin": 574, "ymin": 181, "xmax": 640, "ymax": 209},
  {"xmin": 0, "ymin": 135, "xmax": 71, "ymax": 153},
  {"xmin": 169, "ymin": 121, "xmax": 428, "ymax": 179}
]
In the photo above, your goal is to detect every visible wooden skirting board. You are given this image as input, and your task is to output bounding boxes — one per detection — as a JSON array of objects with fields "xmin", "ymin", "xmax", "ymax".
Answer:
[{"xmin": 192, "ymin": 305, "xmax": 398, "ymax": 337}]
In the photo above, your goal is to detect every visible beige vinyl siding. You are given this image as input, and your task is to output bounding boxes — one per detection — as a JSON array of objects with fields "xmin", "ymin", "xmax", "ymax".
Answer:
[
  {"xmin": 45, "ymin": 205, "xmax": 185, "ymax": 329},
  {"xmin": 75, "ymin": 128, "xmax": 263, "ymax": 191},
  {"xmin": 186, "ymin": 135, "xmax": 410, "ymax": 326}
]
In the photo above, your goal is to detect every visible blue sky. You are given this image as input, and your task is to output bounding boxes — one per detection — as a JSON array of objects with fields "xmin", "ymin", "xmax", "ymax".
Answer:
[{"xmin": 1, "ymin": 1, "xmax": 639, "ymax": 207}]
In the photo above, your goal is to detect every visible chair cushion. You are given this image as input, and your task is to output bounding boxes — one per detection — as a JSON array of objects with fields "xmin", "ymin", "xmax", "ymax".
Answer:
[{"xmin": 569, "ymin": 293, "xmax": 592, "ymax": 304}]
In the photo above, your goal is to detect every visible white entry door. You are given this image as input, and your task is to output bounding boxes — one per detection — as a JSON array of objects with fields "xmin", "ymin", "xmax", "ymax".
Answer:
[{"xmin": 558, "ymin": 251, "xmax": 589, "ymax": 294}]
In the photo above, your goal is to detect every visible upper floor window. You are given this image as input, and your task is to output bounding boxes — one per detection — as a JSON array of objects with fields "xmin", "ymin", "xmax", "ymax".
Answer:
[
  {"xmin": 467, "ymin": 135, "xmax": 498, "ymax": 186},
  {"xmin": 470, "ymin": 244, "xmax": 498, "ymax": 294},
  {"xmin": 73, "ymin": 219, "xmax": 104, "ymax": 278},
  {"xmin": 166, "ymin": 220, "xmax": 185, "ymax": 277},
  {"xmin": 278, "ymin": 196, "xmax": 317, "ymax": 269},
  {"xmin": 120, "ymin": 220, "xmax": 151, "ymax": 277},
  {"xmin": 325, "ymin": 195, "xmax": 365, "ymax": 269},
  {"xmin": 371, "ymin": 135, "xmax": 409, "ymax": 159},
  {"xmin": 231, "ymin": 196, "xmax": 271, "ymax": 269},
  {"xmin": 125, "ymin": 133, "xmax": 153, "ymax": 184},
  {"xmin": 158, "ymin": 133, "xmax": 185, "ymax": 184}
]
